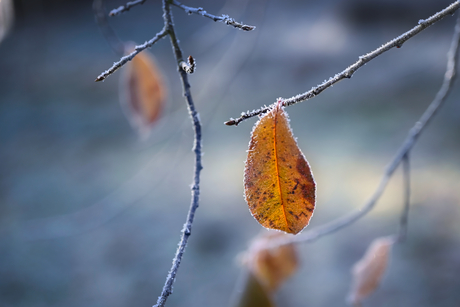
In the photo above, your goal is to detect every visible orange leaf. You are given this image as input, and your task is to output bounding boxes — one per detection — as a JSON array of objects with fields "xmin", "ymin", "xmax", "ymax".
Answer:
[
  {"xmin": 120, "ymin": 48, "xmax": 166, "ymax": 136},
  {"xmin": 244, "ymin": 100, "xmax": 316, "ymax": 234},
  {"xmin": 245, "ymin": 231, "xmax": 298, "ymax": 292},
  {"xmin": 348, "ymin": 236, "xmax": 395, "ymax": 306}
]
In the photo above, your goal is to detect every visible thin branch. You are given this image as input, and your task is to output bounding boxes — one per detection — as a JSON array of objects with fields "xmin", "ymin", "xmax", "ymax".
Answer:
[
  {"xmin": 109, "ymin": 0, "xmax": 147, "ymax": 16},
  {"xmin": 153, "ymin": 1, "xmax": 203, "ymax": 307},
  {"xmin": 95, "ymin": 28, "xmax": 168, "ymax": 82},
  {"xmin": 270, "ymin": 13, "xmax": 460, "ymax": 248},
  {"xmin": 171, "ymin": 0, "xmax": 256, "ymax": 31},
  {"xmin": 226, "ymin": 0, "xmax": 460, "ymax": 126},
  {"xmin": 397, "ymin": 153, "xmax": 411, "ymax": 243},
  {"xmin": 93, "ymin": 0, "xmax": 125, "ymax": 56},
  {"xmin": 96, "ymin": 0, "xmax": 255, "ymax": 82}
]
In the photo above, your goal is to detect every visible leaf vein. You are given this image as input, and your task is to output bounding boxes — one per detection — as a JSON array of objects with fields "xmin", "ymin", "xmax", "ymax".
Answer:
[{"xmin": 273, "ymin": 107, "xmax": 288, "ymax": 228}]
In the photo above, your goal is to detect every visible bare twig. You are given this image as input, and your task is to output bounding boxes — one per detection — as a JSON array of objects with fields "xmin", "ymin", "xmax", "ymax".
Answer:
[
  {"xmin": 152, "ymin": 1, "xmax": 203, "ymax": 307},
  {"xmin": 226, "ymin": 0, "xmax": 460, "ymax": 126},
  {"xmin": 95, "ymin": 28, "xmax": 168, "ymax": 82},
  {"xmin": 270, "ymin": 13, "xmax": 460, "ymax": 248},
  {"xmin": 171, "ymin": 0, "xmax": 255, "ymax": 31},
  {"xmin": 96, "ymin": 0, "xmax": 254, "ymax": 82},
  {"xmin": 109, "ymin": 0, "xmax": 146, "ymax": 16},
  {"xmin": 397, "ymin": 153, "xmax": 411, "ymax": 242},
  {"xmin": 93, "ymin": 0, "xmax": 125, "ymax": 56}
]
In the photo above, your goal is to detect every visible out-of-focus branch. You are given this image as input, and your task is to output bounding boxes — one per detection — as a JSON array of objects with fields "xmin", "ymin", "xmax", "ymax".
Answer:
[
  {"xmin": 95, "ymin": 28, "xmax": 167, "ymax": 82},
  {"xmin": 171, "ymin": 0, "xmax": 255, "ymax": 31},
  {"xmin": 226, "ymin": 0, "xmax": 460, "ymax": 126},
  {"xmin": 109, "ymin": 0, "xmax": 147, "ymax": 16},
  {"xmin": 93, "ymin": 0, "xmax": 125, "ymax": 56},
  {"xmin": 270, "ymin": 13, "xmax": 460, "ymax": 249},
  {"xmin": 397, "ymin": 153, "xmax": 411, "ymax": 242}
]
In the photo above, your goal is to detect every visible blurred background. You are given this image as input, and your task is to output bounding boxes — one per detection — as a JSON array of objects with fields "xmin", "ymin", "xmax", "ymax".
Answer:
[{"xmin": 1, "ymin": 0, "xmax": 460, "ymax": 306}]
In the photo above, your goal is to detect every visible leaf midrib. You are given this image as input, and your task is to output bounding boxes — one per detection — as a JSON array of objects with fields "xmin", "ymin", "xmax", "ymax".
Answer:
[{"xmin": 273, "ymin": 108, "xmax": 289, "ymax": 229}]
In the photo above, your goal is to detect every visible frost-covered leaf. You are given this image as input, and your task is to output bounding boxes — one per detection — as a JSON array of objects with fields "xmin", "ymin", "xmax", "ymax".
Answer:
[{"xmin": 244, "ymin": 100, "xmax": 316, "ymax": 234}]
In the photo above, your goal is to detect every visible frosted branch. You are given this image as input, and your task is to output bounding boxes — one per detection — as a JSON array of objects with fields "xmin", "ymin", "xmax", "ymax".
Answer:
[
  {"xmin": 152, "ymin": 2, "xmax": 203, "ymax": 307},
  {"xmin": 95, "ymin": 28, "xmax": 168, "ymax": 82},
  {"xmin": 96, "ymin": 0, "xmax": 255, "ymax": 82},
  {"xmin": 226, "ymin": 0, "xmax": 460, "ymax": 126},
  {"xmin": 171, "ymin": 0, "xmax": 255, "ymax": 31}
]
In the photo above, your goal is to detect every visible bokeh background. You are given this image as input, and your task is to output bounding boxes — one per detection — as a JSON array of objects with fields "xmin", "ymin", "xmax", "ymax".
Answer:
[{"xmin": 1, "ymin": 0, "xmax": 460, "ymax": 306}]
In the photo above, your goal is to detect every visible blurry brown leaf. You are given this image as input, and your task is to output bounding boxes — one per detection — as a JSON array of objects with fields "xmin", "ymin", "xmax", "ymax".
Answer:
[
  {"xmin": 0, "ymin": 0, "xmax": 14, "ymax": 44},
  {"xmin": 233, "ymin": 271, "xmax": 275, "ymax": 307},
  {"xmin": 245, "ymin": 231, "xmax": 299, "ymax": 293},
  {"xmin": 120, "ymin": 47, "xmax": 166, "ymax": 137},
  {"xmin": 348, "ymin": 236, "xmax": 395, "ymax": 306},
  {"xmin": 244, "ymin": 100, "xmax": 316, "ymax": 234}
]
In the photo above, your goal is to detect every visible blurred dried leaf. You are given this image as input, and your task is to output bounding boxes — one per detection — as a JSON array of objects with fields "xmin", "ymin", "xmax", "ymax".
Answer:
[
  {"xmin": 348, "ymin": 236, "xmax": 395, "ymax": 306},
  {"xmin": 233, "ymin": 271, "xmax": 275, "ymax": 307},
  {"xmin": 245, "ymin": 231, "xmax": 299, "ymax": 293},
  {"xmin": 244, "ymin": 100, "xmax": 316, "ymax": 234},
  {"xmin": 120, "ymin": 47, "xmax": 166, "ymax": 137},
  {"xmin": 0, "ymin": 0, "xmax": 14, "ymax": 44}
]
